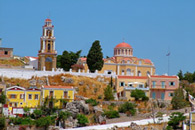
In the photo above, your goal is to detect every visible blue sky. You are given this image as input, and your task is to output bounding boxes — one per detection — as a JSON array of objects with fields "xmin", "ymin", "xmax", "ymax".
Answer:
[{"xmin": 0, "ymin": 0, "xmax": 195, "ymax": 75}]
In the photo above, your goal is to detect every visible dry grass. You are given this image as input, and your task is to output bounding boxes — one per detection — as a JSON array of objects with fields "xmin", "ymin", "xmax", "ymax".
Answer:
[
  {"xmin": 3, "ymin": 74, "xmax": 111, "ymax": 100},
  {"xmin": 48, "ymin": 74, "xmax": 111, "ymax": 99},
  {"xmin": 0, "ymin": 59, "xmax": 24, "ymax": 66},
  {"xmin": 3, "ymin": 77, "xmax": 30, "ymax": 87}
]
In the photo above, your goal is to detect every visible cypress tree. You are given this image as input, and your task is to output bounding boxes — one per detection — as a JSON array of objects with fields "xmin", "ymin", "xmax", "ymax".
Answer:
[{"xmin": 87, "ymin": 40, "xmax": 104, "ymax": 73}]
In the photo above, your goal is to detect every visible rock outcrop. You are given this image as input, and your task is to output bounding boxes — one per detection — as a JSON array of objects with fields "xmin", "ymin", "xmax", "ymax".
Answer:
[{"xmin": 65, "ymin": 100, "xmax": 89, "ymax": 118}]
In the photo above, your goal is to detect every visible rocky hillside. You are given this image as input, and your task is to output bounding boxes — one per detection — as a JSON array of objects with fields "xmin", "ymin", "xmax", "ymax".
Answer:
[{"xmin": 3, "ymin": 73, "xmax": 112, "ymax": 99}]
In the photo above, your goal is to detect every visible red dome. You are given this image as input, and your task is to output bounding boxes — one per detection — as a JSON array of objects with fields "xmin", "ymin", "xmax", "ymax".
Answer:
[
  {"xmin": 45, "ymin": 18, "xmax": 52, "ymax": 22},
  {"xmin": 115, "ymin": 42, "xmax": 132, "ymax": 48}
]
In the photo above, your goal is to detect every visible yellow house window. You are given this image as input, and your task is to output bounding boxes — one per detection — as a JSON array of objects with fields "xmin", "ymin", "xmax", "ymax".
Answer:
[
  {"xmin": 49, "ymin": 91, "xmax": 53, "ymax": 98},
  {"xmin": 64, "ymin": 91, "xmax": 68, "ymax": 99},
  {"xmin": 35, "ymin": 94, "xmax": 39, "ymax": 100},
  {"xmin": 10, "ymin": 94, "xmax": 16, "ymax": 99},
  {"xmin": 28, "ymin": 94, "xmax": 32, "ymax": 99},
  {"xmin": 20, "ymin": 94, "xmax": 25, "ymax": 99}
]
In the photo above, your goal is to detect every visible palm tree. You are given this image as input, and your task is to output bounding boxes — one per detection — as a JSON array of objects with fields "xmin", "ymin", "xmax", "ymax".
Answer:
[{"xmin": 58, "ymin": 111, "xmax": 71, "ymax": 128}]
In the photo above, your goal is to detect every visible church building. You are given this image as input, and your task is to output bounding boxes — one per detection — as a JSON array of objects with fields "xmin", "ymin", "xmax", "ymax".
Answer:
[
  {"xmin": 38, "ymin": 18, "xmax": 57, "ymax": 71},
  {"xmin": 78, "ymin": 42, "xmax": 155, "ymax": 76}
]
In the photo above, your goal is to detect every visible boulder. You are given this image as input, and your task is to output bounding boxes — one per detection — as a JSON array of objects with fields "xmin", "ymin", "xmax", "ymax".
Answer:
[
  {"xmin": 130, "ymin": 122, "xmax": 142, "ymax": 130},
  {"xmin": 61, "ymin": 76, "xmax": 74, "ymax": 84},
  {"xmin": 29, "ymin": 79, "xmax": 36, "ymax": 86},
  {"xmin": 65, "ymin": 100, "xmax": 89, "ymax": 118}
]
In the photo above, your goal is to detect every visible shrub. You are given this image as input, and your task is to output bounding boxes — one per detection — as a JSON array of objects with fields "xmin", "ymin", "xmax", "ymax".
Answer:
[
  {"xmin": 0, "ymin": 93, "xmax": 6, "ymax": 104},
  {"xmin": 142, "ymin": 96, "xmax": 149, "ymax": 101},
  {"xmin": 104, "ymin": 85, "xmax": 114, "ymax": 101},
  {"xmin": 9, "ymin": 117, "xmax": 34, "ymax": 125},
  {"xmin": 167, "ymin": 112, "xmax": 186, "ymax": 129},
  {"xmin": 85, "ymin": 98, "xmax": 99, "ymax": 106},
  {"xmin": 131, "ymin": 89, "xmax": 148, "ymax": 101},
  {"xmin": 35, "ymin": 116, "xmax": 54, "ymax": 130},
  {"xmin": 103, "ymin": 110, "xmax": 120, "ymax": 119},
  {"xmin": 171, "ymin": 88, "xmax": 188, "ymax": 110},
  {"xmin": 118, "ymin": 102, "xmax": 136, "ymax": 116},
  {"xmin": 0, "ymin": 117, "xmax": 5, "ymax": 130},
  {"xmin": 77, "ymin": 114, "xmax": 89, "ymax": 127},
  {"xmin": 32, "ymin": 109, "xmax": 43, "ymax": 119}
]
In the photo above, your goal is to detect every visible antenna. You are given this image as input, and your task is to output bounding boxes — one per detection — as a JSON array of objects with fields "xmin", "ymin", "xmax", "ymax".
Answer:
[
  {"xmin": 0, "ymin": 38, "xmax": 2, "ymax": 47},
  {"xmin": 166, "ymin": 47, "xmax": 171, "ymax": 75}
]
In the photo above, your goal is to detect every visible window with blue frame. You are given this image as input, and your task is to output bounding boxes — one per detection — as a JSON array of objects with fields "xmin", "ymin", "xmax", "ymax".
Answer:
[
  {"xmin": 152, "ymin": 81, "xmax": 156, "ymax": 88},
  {"xmin": 161, "ymin": 81, "xmax": 165, "ymax": 88},
  {"xmin": 152, "ymin": 92, "xmax": 156, "ymax": 99},
  {"xmin": 120, "ymin": 82, "xmax": 125, "ymax": 87},
  {"xmin": 161, "ymin": 92, "xmax": 165, "ymax": 100},
  {"xmin": 169, "ymin": 82, "xmax": 175, "ymax": 86}
]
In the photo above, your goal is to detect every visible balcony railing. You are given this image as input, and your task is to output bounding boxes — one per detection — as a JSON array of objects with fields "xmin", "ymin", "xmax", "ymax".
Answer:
[
  {"xmin": 124, "ymin": 86, "xmax": 149, "ymax": 91},
  {"xmin": 150, "ymin": 85, "xmax": 166, "ymax": 90}
]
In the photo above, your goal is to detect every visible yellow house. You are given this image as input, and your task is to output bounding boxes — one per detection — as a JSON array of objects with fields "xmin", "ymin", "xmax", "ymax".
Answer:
[
  {"xmin": 42, "ymin": 85, "xmax": 75, "ymax": 108},
  {"xmin": 116, "ymin": 75, "xmax": 149, "ymax": 100},
  {"xmin": 6, "ymin": 86, "xmax": 41, "ymax": 111},
  {"xmin": 25, "ymin": 87, "xmax": 41, "ymax": 108},
  {"xmin": 6, "ymin": 86, "xmax": 26, "ymax": 111}
]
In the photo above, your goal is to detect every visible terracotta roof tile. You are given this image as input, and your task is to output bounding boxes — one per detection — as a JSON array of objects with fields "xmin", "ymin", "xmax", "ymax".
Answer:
[
  {"xmin": 43, "ymin": 86, "xmax": 73, "ymax": 89},
  {"xmin": 151, "ymin": 75, "xmax": 178, "ymax": 78},
  {"xmin": 118, "ymin": 76, "xmax": 148, "ymax": 79}
]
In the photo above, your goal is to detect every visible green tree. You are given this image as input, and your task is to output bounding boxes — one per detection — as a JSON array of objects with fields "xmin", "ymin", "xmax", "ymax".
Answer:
[
  {"xmin": 104, "ymin": 85, "xmax": 114, "ymax": 101},
  {"xmin": 87, "ymin": 40, "xmax": 104, "ymax": 73},
  {"xmin": 184, "ymin": 72, "xmax": 194, "ymax": 83},
  {"xmin": 131, "ymin": 89, "xmax": 148, "ymax": 101},
  {"xmin": 23, "ymin": 107, "xmax": 30, "ymax": 116},
  {"xmin": 58, "ymin": 111, "xmax": 71, "ymax": 129},
  {"xmin": 0, "ymin": 93, "xmax": 6, "ymax": 104},
  {"xmin": 35, "ymin": 116, "xmax": 54, "ymax": 130},
  {"xmin": 167, "ymin": 112, "xmax": 186, "ymax": 129},
  {"xmin": 177, "ymin": 70, "xmax": 183, "ymax": 80},
  {"xmin": 32, "ymin": 109, "xmax": 43, "ymax": 119},
  {"xmin": 57, "ymin": 50, "xmax": 82, "ymax": 71},
  {"xmin": 56, "ymin": 55, "xmax": 62, "ymax": 68},
  {"xmin": 109, "ymin": 76, "xmax": 113, "ymax": 88},
  {"xmin": 171, "ymin": 88, "xmax": 188, "ymax": 110},
  {"xmin": 0, "ymin": 117, "xmax": 5, "ymax": 130},
  {"xmin": 77, "ymin": 114, "xmax": 89, "ymax": 127},
  {"xmin": 118, "ymin": 102, "xmax": 136, "ymax": 116}
]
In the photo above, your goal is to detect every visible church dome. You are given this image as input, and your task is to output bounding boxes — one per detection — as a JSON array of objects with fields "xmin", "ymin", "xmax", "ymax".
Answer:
[
  {"xmin": 114, "ymin": 42, "xmax": 133, "ymax": 57},
  {"xmin": 45, "ymin": 18, "xmax": 52, "ymax": 22},
  {"xmin": 115, "ymin": 42, "xmax": 132, "ymax": 48}
]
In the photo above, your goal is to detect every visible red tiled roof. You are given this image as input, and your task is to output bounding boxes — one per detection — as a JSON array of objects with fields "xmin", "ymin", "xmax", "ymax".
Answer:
[
  {"xmin": 80, "ymin": 57, "xmax": 87, "ymax": 61},
  {"xmin": 151, "ymin": 75, "xmax": 178, "ymax": 78},
  {"xmin": 118, "ymin": 76, "xmax": 148, "ymax": 79},
  {"xmin": 144, "ymin": 59, "xmax": 152, "ymax": 64},
  {"xmin": 115, "ymin": 42, "xmax": 132, "ymax": 48},
  {"xmin": 43, "ymin": 86, "xmax": 73, "ymax": 89},
  {"xmin": 25, "ymin": 56, "xmax": 38, "ymax": 60},
  {"xmin": 45, "ymin": 18, "xmax": 52, "ymax": 22}
]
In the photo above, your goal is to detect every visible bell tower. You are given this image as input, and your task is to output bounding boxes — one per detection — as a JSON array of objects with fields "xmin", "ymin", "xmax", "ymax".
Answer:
[{"xmin": 38, "ymin": 18, "xmax": 57, "ymax": 71}]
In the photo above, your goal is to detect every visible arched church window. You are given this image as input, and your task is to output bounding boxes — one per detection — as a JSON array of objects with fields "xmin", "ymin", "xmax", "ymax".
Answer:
[
  {"xmin": 147, "ymin": 71, "xmax": 150, "ymax": 76},
  {"xmin": 127, "ymin": 60, "xmax": 130, "ymax": 64},
  {"xmin": 121, "ymin": 60, "xmax": 125, "ymax": 64},
  {"xmin": 126, "ymin": 69, "xmax": 131, "ymax": 76}
]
